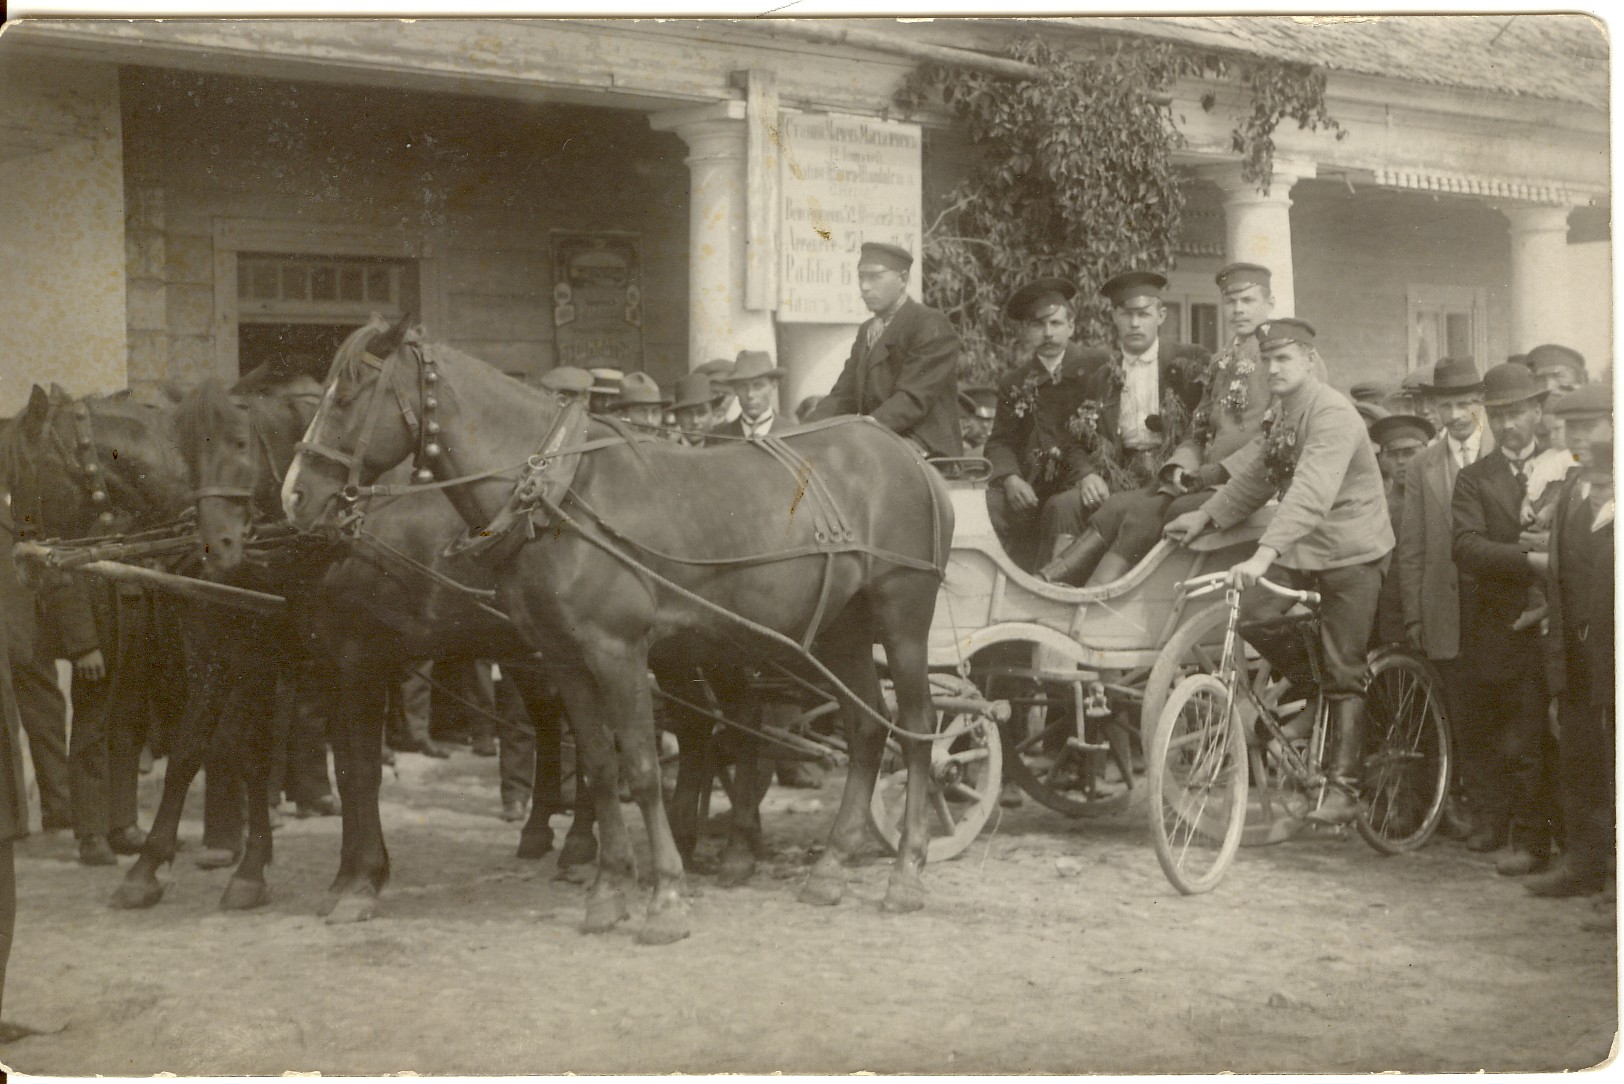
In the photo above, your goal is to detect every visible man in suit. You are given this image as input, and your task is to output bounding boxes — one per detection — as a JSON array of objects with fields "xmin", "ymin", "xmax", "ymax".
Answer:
[
  {"xmin": 1397, "ymin": 358, "xmax": 1494, "ymax": 843},
  {"xmin": 1041, "ymin": 263, "xmax": 1255, "ymax": 586},
  {"xmin": 710, "ymin": 350, "xmax": 785, "ymax": 440},
  {"xmin": 809, "ymin": 242, "xmax": 961, "ymax": 458},
  {"xmin": 1452, "ymin": 362, "xmax": 1561, "ymax": 875},
  {"xmin": 981, "ymin": 278, "xmax": 1108, "ymax": 569},
  {"xmin": 668, "ymin": 371, "xmax": 719, "ymax": 446},
  {"xmin": 1371, "ymin": 412, "xmax": 1434, "ymax": 647},
  {"xmin": 1166, "ymin": 318, "xmax": 1393, "ymax": 825},
  {"xmin": 1527, "ymin": 390, "xmax": 1613, "ymax": 898},
  {"xmin": 1038, "ymin": 271, "xmax": 1208, "ymax": 561}
]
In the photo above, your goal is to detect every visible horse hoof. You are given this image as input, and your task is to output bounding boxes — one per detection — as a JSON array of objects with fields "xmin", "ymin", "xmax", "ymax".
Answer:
[
  {"xmin": 716, "ymin": 853, "xmax": 756, "ymax": 888},
  {"xmin": 110, "ymin": 878, "xmax": 165, "ymax": 910},
  {"xmin": 581, "ymin": 893, "xmax": 630, "ymax": 934},
  {"xmin": 635, "ymin": 910, "xmax": 691, "ymax": 946},
  {"xmin": 323, "ymin": 892, "xmax": 378, "ymax": 925},
  {"xmin": 559, "ymin": 833, "xmax": 598, "ymax": 870},
  {"xmin": 798, "ymin": 874, "xmax": 845, "ymax": 907},
  {"xmin": 516, "ymin": 830, "xmax": 554, "ymax": 861},
  {"xmin": 220, "ymin": 878, "xmax": 269, "ymax": 911},
  {"xmin": 881, "ymin": 875, "xmax": 925, "ymax": 914},
  {"xmin": 316, "ymin": 892, "xmax": 339, "ymax": 918}
]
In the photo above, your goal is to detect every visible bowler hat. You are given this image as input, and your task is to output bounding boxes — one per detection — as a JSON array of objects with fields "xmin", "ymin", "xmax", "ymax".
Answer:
[
  {"xmin": 1549, "ymin": 383, "xmax": 1613, "ymax": 418},
  {"xmin": 1006, "ymin": 278, "xmax": 1079, "ymax": 322},
  {"xmin": 1370, "ymin": 413, "xmax": 1436, "ymax": 448},
  {"xmin": 610, "ymin": 371, "xmax": 671, "ymax": 408},
  {"xmin": 670, "ymin": 372, "xmax": 716, "ymax": 412},
  {"xmin": 718, "ymin": 350, "xmax": 784, "ymax": 383},
  {"xmin": 1419, "ymin": 358, "xmax": 1484, "ymax": 396},
  {"xmin": 1480, "ymin": 362, "xmax": 1548, "ymax": 408}
]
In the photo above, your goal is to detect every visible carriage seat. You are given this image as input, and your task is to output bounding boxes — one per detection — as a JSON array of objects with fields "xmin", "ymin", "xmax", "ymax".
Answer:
[{"xmin": 1186, "ymin": 504, "xmax": 1276, "ymax": 552}]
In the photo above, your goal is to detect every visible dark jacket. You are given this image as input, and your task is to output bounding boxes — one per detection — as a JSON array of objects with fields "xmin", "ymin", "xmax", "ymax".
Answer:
[
  {"xmin": 1544, "ymin": 469, "xmax": 1613, "ymax": 707},
  {"xmin": 1452, "ymin": 447, "xmax": 1543, "ymax": 678},
  {"xmin": 810, "ymin": 298, "xmax": 962, "ymax": 458},
  {"xmin": 710, "ymin": 411, "xmax": 783, "ymax": 442},
  {"xmin": 983, "ymin": 343, "xmax": 1108, "ymax": 499},
  {"xmin": 1075, "ymin": 337, "xmax": 1209, "ymax": 490}
]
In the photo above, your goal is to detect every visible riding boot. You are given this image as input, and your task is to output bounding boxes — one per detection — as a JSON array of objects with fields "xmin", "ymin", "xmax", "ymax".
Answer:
[
  {"xmin": 1086, "ymin": 552, "xmax": 1133, "ymax": 588},
  {"xmin": 1307, "ymin": 697, "xmax": 1365, "ymax": 826},
  {"xmin": 1038, "ymin": 528, "xmax": 1108, "ymax": 586}
]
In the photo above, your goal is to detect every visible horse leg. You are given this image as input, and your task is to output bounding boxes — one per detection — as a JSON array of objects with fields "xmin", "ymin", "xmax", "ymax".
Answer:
[
  {"xmin": 548, "ymin": 669, "xmax": 633, "ymax": 933},
  {"xmin": 717, "ymin": 727, "xmax": 769, "ymax": 888},
  {"xmin": 323, "ymin": 652, "xmax": 390, "ymax": 923},
  {"xmin": 112, "ymin": 643, "xmax": 220, "ymax": 910},
  {"xmin": 871, "ymin": 575, "xmax": 941, "ymax": 914},
  {"xmin": 222, "ymin": 648, "xmax": 279, "ymax": 911},
  {"xmin": 508, "ymin": 664, "xmax": 560, "ymax": 860},
  {"xmin": 558, "ymin": 748, "xmax": 599, "ymax": 870},
  {"xmin": 603, "ymin": 664, "xmax": 689, "ymax": 945},
  {"xmin": 660, "ymin": 691, "xmax": 710, "ymax": 870},
  {"xmin": 800, "ymin": 603, "xmax": 886, "ymax": 908}
]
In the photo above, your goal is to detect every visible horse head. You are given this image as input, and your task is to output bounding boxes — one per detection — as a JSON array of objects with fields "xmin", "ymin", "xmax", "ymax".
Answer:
[{"xmin": 282, "ymin": 312, "xmax": 422, "ymax": 534}]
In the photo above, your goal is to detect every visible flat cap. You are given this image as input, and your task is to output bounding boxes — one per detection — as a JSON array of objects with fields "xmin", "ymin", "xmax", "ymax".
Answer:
[
  {"xmin": 1215, "ymin": 262, "xmax": 1271, "ymax": 294},
  {"xmin": 539, "ymin": 366, "xmax": 594, "ymax": 395},
  {"xmin": 1548, "ymin": 383, "xmax": 1613, "ymax": 417},
  {"xmin": 1099, "ymin": 270, "xmax": 1168, "ymax": 306},
  {"xmin": 1255, "ymin": 318, "xmax": 1316, "ymax": 349},
  {"xmin": 1349, "ymin": 381, "xmax": 1392, "ymax": 405},
  {"xmin": 1527, "ymin": 344, "xmax": 1586, "ymax": 378},
  {"xmin": 958, "ymin": 385, "xmax": 997, "ymax": 419},
  {"xmin": 588, "ymin": 367, "xmax": 625, "ymax": 396},
  {"xmin": 1006, "ymin": 278, "xmax": 1079, "ymax": 322},
  {"xmin": 858, "ymin": 242, "xmax": 913, "ymax": 273}
]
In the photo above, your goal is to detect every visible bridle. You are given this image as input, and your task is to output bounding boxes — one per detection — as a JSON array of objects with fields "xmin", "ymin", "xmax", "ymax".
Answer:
[{"xmin": 42, "ymin": 398, "xmax": 129, "ymax": 537}]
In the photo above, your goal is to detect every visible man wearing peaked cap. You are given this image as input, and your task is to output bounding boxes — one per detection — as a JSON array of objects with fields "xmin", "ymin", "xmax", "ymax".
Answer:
[
  {"xmin": 809, "ymin": 242, "xmax": 962, "ymax": 458},
  {"xmin": 1527, "ymin": 343, "xmax": 1588, "ymax": 450},
  {"xmin": 1451, "ymin": 361, "xmax": 1562, "ymax": 875},
  {"xmin": 711, "ymin": 350, "xmax": 785, "ymax": 441},
  {"xmin": 957, "ymin": 385, "xmax": 997, "ymax": 460},
  {"xmin": 587, "ymin": 366, "xmax": 625, "ymax": 416},
  {"xmin": 1165, "ymin": 316, "xmax": 1392, "ymax": 827},
  {"xmin": 1369, "ymin": 412, "xmax": 1434, "ymax": 647},
  {"xmin": 538, "ymin": 365, "xmax": 594, "ymax": 401},
  {"xmin": 981, "ymin": 277, "xmax": 1108, "ymax": 569},
  {"xmin": 1547, "ymin": 382, "xmax": 1614, "ymax": 473},
  {"xmin": 1350, "ymin": 381, "xmax": 1392, "ymax": 407}
]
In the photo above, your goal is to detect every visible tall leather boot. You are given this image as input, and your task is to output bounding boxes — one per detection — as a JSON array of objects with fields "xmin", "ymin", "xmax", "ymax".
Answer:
[
  {"xmin": 1307, "ymin": 697, "xmax": 1365, "ymax": 826},
  {"xmin": 1038, "ymin": 528, "xmax": 1109, "ymax": 586}
]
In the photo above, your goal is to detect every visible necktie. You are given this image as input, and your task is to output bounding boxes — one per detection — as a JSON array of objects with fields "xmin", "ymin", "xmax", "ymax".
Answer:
[{"xmin": 865, "ymin": 319, "xmax": 884, "ymax": 352}]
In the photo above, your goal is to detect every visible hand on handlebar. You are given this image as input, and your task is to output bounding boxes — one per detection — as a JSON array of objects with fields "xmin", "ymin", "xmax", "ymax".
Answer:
[{"xmin": 1226, "ymin": 552, "xmax": 1274, "ymax": 592}]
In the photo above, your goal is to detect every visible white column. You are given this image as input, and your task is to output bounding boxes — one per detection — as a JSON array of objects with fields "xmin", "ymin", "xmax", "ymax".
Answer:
[
  {"xmin": 1501, "ymin": 204, "xmax": 1576, "ymax": 352},
  {"xmin": 1200, "ymin": 158, "xmax": 1316, "ymax": 317},
  {"xmin": 650, "ymin": 101, "xmax": 776, "ymax": 370}
]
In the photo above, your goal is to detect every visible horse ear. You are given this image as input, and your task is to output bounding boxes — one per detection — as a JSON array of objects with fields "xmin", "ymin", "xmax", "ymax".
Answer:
[
  {"xmin": 368, "ymin": 311, "xmax": 416, "ymax": 360},
  {"xmin": 48, "ymin": 382, "xmax": 71, "ymax": 404},
  {"xmin": 21, "ymin": 385, "xmax": 51, "ymax": 441}
]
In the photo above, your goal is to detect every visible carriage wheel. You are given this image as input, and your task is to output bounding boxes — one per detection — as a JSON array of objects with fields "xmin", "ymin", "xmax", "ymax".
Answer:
[
  {"xmin": 969, "ymin": 637, "xmax": 1137, "ymax": 818},
  {"xmin": 866, "ymin": 678, "xmax": 1004, "ymax": 863},
  {"xmin": 1355, "ymin": 650, "xmax": 1453, "ymax": 855},
  {"xmin": 1147, "ymin": 674, "xmax": 1249, "ymax": 894}
]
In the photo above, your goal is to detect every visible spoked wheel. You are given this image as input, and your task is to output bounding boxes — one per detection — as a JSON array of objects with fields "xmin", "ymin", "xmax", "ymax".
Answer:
[
  {"xmin": 975, "ymin": 638, "xmax": 1136, "ymax": 818},
  {"xmin": 1141, "ymin": 603, "xmax": 1230, "ymax": 752},
  {"xmin": 867, "ymin": 675, "xmax": 1005, "ymax": 862},
  {"xmin": 1147, "ymin": 673, "xmax": 1250, "ymax": 894},
  {"xmin": 1356, "ymin": 650, "xmax": 1453, "ymax": 854}
]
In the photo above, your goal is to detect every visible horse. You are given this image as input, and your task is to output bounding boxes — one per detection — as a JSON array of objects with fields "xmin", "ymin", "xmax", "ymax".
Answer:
[{"xmin": 282, "ymin": 317, "xmax": 953, "ymax": 943}]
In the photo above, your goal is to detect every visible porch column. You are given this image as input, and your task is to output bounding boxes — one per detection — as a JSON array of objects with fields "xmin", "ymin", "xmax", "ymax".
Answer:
[
  {"xmin": 1501, "ymin": 204, "xmax": 1576, "ymax": 353},
  {"xmin": 650, "ymin": 101, "xmax": 776, "ymax": 370},
  {"xmin": 1200, "ymin": 158, "xmax": 1316, "ymax": 317}
]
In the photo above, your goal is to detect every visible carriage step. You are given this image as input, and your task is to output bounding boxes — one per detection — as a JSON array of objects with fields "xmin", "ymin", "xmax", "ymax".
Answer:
[{"xmin": 1064, "ymin": 737, "xmax": 1110, "ymax": 754}]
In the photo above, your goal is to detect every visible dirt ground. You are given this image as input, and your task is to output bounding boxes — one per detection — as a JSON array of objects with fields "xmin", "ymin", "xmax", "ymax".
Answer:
[{"xmin": 0, "ymin": 747, "xmax": 1615, "ymax": 1076}]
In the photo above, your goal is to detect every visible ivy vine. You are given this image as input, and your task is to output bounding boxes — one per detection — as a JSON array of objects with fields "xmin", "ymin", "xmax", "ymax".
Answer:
[{"xmin": 897, "ymin": 36, "xmax": 1344, "ymax": 383}]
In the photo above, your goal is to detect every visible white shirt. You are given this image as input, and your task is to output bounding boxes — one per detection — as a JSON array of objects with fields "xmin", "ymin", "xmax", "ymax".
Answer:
[
  {"xmin": 1446, "ymin": 430, "xmax": 1482, "ymax": 474},
  {"xmin": 1118, "ymin": 340, "xmax": 1161, "ymax": 450},
  {"xmin": 1036, "ymin": 349, "xmax": 1065, "ymax": 382},
  {"xmin": 741, "ymin": 409, "xmax": 775, "ymax": 439}
]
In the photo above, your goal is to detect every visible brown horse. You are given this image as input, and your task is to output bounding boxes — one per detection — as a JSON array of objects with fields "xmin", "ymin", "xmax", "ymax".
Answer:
[{"xmin": 283, "ymin": 319, "xmax": 953, "ymax": 943}]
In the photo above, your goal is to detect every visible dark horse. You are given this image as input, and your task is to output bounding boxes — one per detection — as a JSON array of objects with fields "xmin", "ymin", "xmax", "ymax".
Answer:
[
  {"xmin": 283, "ymin": 319, "xmax": 953, "ymax": 943},
  {"xmin": 180, "ymin": 376, "xmax": 599, "ymax": 921}
]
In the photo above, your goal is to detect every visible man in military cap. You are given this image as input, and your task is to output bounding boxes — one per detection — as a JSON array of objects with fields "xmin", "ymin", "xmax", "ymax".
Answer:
[
  {"xmin": 1452, "ymin": 362, "xmax": 1561, "ymax": 874},
  {"xmin": 1527, "ymin": 344, "xmax": 1589, "ymax": 450},
  {"xmin": 608, "ymin": 372, "xmax": 670, "ymax": 428},
  {"xmin": 711, "ymin": 350, "xmax": 785, "ymax": 440},
  {"xmin": 981, "ymin": 277, "xmax": 1107, "ymax": 568},
  {"xmin": 537, "ymin": 365, "xmax": 594, "ymax": 405},
  {"xmin": 587, "ymin": 366, "xmax": 625, "ymax": 416},
  {"xmin": 1370, "ymin": 412, "xmax": 1435, "ymax": 646},
  {"xmin": 1040, "ymin": 262, "xmax": 1261, "ymax": 586},
  {"xmin": 957, "ymin": 386, "xmax": 997, "ymax": 460},
  {"xmin": 1165, "ymin": 318, "xmax": 1392, "ymax": 825},
  {"xmin": 669, "ymin": 372, "xmax": 718, "ymax": 446},
  {"xmin": 809, "ymin": 242, "xmax": 961, "ymax": 457},
  {"xmin": 1350, "ymin": 381, "xmax": 1392, "ymax": 410}
]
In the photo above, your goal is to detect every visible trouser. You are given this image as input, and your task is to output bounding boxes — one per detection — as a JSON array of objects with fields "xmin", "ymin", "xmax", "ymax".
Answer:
[
  {"xmin": 8, "ymin": 653, "xmax": 70, "ymax": 829},
  {"xmin": 1097, "ymin": 486, "xmax": 1215, "ymax": 566},
  {"xmin": 1555, "ymin": 644, "xmax": 1613, "ymax": 873},
  {"xmin": 1462, "ymin": 633, "xmax": 1556, "ymax": 839},
  {"xmin": 202, "ymin": 713, "xmax": 245, "ymax": 852},
  {"xmin": 1429, "ymin": 658, "xmax": 1479, "ymax": 804},
  {"xmin": 268, "ymin": 662, "xmax": 334, "ymax": 806},
  {"xmin": 493, "ymin": 671, "xmax": 536, "ymax": 806},
  {"xmin": 13, "ymin": 651, "xmax": 138, "ymax": 840},
  {"xmin": 1244, "ymin": 557, "xmax": 1387, "ymax": 701},
  {"xmin": 387, "ymin": 660, "xmax": 434, "ymax": 747}
]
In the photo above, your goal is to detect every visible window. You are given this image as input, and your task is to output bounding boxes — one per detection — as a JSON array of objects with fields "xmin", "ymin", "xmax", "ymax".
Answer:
[
  {"xmin": 237, "ymin": 254, "xmax": 405, "ymax": 321},
  {"xmin": 1162, "ymin": 267, "xmax": 1224, "ymax": 353},
  {"xmin": 1407, "ymin": 285, "xmax": 1487, "ymax": 370}
]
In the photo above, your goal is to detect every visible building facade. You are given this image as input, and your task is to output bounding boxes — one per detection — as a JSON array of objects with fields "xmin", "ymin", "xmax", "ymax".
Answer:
[{"xmin": 0, "ymin": 16, "xmax": 1610, "ymax": 415}]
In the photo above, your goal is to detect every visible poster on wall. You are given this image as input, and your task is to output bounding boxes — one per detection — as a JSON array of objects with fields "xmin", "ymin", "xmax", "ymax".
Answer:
[
  {"xmin": 777, "ymin": 112, "xmax": 923, "ymax": 324},
  {"xmin": 552, "ymin": 231, "xmax": 644, "ymax": 370}
]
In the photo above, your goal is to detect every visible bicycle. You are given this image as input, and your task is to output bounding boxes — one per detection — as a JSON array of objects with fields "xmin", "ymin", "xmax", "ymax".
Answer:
[{"xmin": 1147, "ymin": 570, "xmax": 1454, "ymax": 895}]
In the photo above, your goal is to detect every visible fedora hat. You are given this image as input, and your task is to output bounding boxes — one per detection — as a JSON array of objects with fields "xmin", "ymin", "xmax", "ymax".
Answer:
[
  {"xmin": 717, "ymin": 350, "xmax": 784, "ymax": 383},
  {"xmin": 1480, "ymin": 362, "xmax": 1549, "ymax": 408},
  {"xmin": 610, "ymin": 371, "xmax": 671, "ymax": 408},
  {"xmin": 670, "ymin": 372, "xmax": 716, "ymax": 412},
  {"xmin": 1419, "ymin": 357, "xmax": 1484, "ymax": 396}
]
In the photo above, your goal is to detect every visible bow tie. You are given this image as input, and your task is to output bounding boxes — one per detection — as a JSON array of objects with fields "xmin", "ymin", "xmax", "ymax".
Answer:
[{"xmin": 1124, "ymin": 352, "xmax": 1155, "ymax": 368}]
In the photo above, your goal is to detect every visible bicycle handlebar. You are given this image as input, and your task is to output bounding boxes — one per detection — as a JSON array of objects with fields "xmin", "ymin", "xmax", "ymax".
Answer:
[{"xmin": 1178, "ymin": 570, "xmax": 1321, "ymax": 608}]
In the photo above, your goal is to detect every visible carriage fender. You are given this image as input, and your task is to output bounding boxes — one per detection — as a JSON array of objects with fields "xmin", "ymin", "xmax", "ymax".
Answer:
[{"xmin": 949, "ymin": 622, "xmax": 1093, "ymax": 673}]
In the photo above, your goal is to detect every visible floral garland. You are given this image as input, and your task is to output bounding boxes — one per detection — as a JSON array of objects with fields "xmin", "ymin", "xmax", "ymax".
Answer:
[
  {"xmin": 1260, "ymin": 406, "xmax": 1299, "ymax": 499},
  {"xmin": 1065, "ymin": 373, "xmax": 1196, "ymax": 493},
  {"xmin": 1006, "ymin": 372, "xmax": 1047, "ymax": 420},
  {"xmin": 1026, "ymin": 444, "xmax": 1066, "ymax": 485}
]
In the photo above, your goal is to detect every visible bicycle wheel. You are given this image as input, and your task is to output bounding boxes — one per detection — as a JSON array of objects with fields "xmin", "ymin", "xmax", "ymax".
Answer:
[
  {"xmin": 1148, "ymin": 673, "xmax": 1250, "ymax": 894},
  {"xmin": 1356, "ymin": 650, "xmax": 1453, "ymax": 854}
]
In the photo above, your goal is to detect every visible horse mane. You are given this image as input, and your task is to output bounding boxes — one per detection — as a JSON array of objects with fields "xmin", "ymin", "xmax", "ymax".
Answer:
[
  {"xmin": 326, "ymin": 314, "xmax": 396, "ymax": 387},
  {"xmin": 173, "ymin": 378, "xmax": 243, "ymax": 479},
  {"xmin": 0, "ymin": 414, "xmax": 29, "ymax": 497}
]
